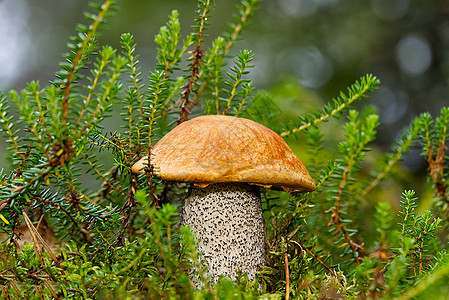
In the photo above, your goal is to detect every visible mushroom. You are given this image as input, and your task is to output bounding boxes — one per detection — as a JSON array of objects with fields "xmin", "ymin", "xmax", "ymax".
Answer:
[{"xmin": 132, "ymin": 115, "xmax": 315, "ymax": 284}]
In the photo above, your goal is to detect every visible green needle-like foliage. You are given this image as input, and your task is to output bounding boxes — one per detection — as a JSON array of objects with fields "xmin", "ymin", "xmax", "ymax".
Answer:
[
  {"xmin": 281, "ymin": 74, "xmax": 380, "ymax": 137},
  {"xmin": 0, "ymin": 0, "xmax": 449, "ymax": 299}
]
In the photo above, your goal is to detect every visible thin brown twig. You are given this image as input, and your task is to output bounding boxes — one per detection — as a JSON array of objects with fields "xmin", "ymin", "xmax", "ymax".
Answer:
[
  {"xmin": 177, "ymin": 1, "xmax": 210, "ymax": 125},
  {"xmin": 22, "ymin": 212, "xmax": 65, "ymax": 277},
  {"xmin": 428, "ymin": 141, "xmax": 448, "ymax": 202},
  {"xmin": 329, "ymin": 162, "xmax": 364, "ymax": 262},
  {"xmin": 187, "ymin": 1, "xmax": 257, "ymax": 113},
  {"xmin": 267, "ymin": 214, "xmax": 293, "ymax": 251},
  {"xmin": 284, "ymin": 252, "xmax": 290, "ymax": 300},
  {"xmin": 114, "ymin": 176, "xmax": 138, "ymax": 247},
  {"xmin": 61, "ymin": 0, "xmax": 113, "ymax": 126},
  {"xmin": 294, "ymin": 240, "xmax": 336, "ymax": 276}
]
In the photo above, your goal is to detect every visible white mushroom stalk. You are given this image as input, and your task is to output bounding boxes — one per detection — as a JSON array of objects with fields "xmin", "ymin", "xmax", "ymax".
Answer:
[
  {"xmin": 132, "ymin": 115, "xmax": 316, "ymax": 284},
  {"xmin": 182, "ymin": 183, "xmax": 265, "ymax": 283}
]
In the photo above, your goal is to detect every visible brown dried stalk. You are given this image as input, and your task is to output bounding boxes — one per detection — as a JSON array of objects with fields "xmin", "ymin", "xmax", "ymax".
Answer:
[
  {"xmin": 177, "ymin": 1, "xmax": 210, "ymax": 125},
  {"xmin": 285, "ymin": 252, "xmax": 290, "ymax": 300},
  {"xmin": 427, "ymin": 141, "xmax": 448, "ymax": 202},
  {"xmin": 329, "ymin": 162, "xmax": 364, "ymax": 262},
  {"xmin": 61, "ymin": 0, "xmax": 113, "ymax": 125}
]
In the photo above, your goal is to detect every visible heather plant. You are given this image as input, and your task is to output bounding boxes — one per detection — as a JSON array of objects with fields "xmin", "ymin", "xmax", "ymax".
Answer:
[{"xmin": 0, "ymin": 0, "xmax": 448, "ymax": 299}]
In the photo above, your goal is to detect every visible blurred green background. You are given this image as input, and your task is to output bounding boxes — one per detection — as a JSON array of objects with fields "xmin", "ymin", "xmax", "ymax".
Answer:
[{"xmin": 0, "ymin": 0, "xmax": 448, "ymax": 173}]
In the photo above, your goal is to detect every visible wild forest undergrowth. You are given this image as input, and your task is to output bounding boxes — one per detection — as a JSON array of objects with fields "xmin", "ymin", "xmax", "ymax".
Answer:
[{"xmin": 0, "ymin": 0, "xmax": 448, "ymax": 299}]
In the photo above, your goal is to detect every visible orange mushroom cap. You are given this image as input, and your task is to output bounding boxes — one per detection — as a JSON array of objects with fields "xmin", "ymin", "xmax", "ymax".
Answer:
[{"xmin": 132, "ymin": 115, "xmax": 316, "ymax": 193}]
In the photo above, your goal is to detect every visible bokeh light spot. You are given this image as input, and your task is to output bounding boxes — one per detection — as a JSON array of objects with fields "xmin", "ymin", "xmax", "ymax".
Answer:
[
  {"xmin": 289, "ymin": 47, "xmax": 333, "ymax": 88},
  {"xmin": 373, "ymin": 86, "xmax": 409, "ymax": 124},
  {"xmin": 395, "ymin": 34, "xmax": 432, "ymax": 76}
]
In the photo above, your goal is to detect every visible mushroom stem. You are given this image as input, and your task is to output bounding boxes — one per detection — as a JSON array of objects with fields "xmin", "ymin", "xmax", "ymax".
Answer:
[{"xmin": 181, "ymin": 182, "xmax": 266, "ymax": 284}]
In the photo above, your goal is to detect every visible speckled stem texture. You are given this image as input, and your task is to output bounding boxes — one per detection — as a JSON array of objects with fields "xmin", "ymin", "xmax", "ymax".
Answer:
[{"xmin": 181, "ymin": 183, "xmax": 266, "ymax": 284}]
